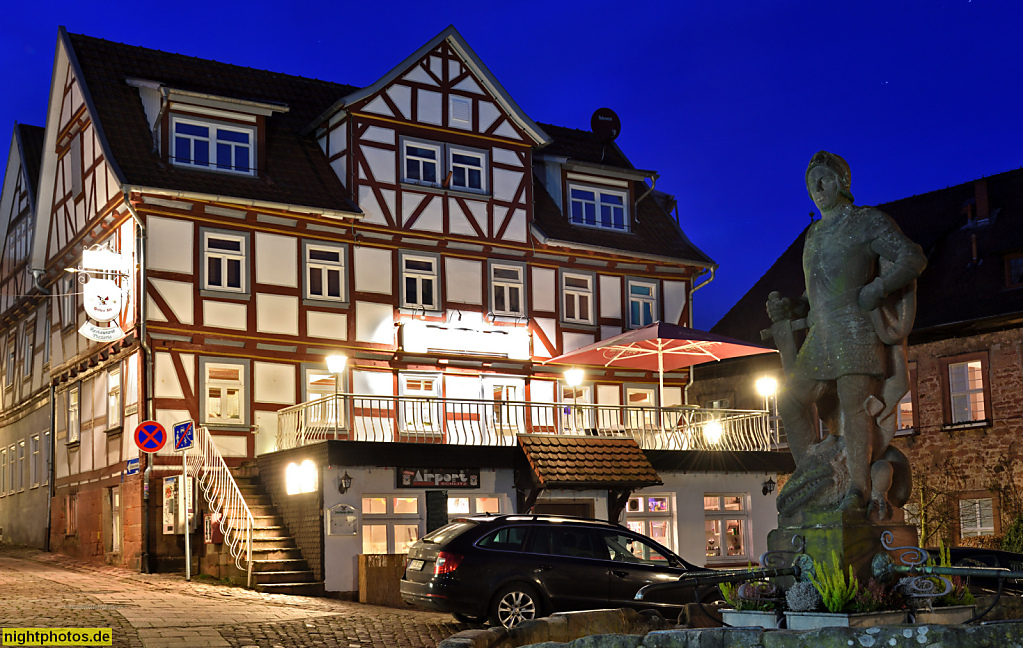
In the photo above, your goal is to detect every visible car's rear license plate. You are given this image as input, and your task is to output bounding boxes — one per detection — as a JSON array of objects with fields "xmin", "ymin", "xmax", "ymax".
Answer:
[{"xmin": 408, "ymin": 559, "xmax": 424, "ymax": 571}]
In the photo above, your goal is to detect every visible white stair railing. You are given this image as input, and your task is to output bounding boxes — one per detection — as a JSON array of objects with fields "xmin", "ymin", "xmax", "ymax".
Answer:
[{"xmin": 187, "ymin": 426, "xmax": 254, "ymax": 588}]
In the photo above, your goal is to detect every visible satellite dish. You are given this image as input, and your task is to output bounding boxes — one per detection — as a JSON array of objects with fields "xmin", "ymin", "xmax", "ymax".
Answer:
[{"xmin": 590, "ymin": 108, "xmax": 621, "ymax": 143}]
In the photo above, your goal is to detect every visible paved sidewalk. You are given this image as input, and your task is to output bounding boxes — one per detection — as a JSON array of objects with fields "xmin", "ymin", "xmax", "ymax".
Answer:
[{"xmin": 0, "ymin": 547, "xmax": 462, "ymax": 648}]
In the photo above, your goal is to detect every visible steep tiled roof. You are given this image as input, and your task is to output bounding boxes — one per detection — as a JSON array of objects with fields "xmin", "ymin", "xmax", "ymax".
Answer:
[
  {"xmin": 66, "ymin": 32, "xmax": 360, "ymax": 213},
  {"xmin": 518, "ymin": 434, "xmax": 662, "ymax": 489},
  {"xmin": 537, "ymin": 122, "xmax": 633, "ymax": 168},
  {"xmin": 16, "ymin": 123, "xmax": 44, "ymax": 197},
  {"xmin": 713, "ymin": 167, "xmax": 1023, "ymax": 343}
]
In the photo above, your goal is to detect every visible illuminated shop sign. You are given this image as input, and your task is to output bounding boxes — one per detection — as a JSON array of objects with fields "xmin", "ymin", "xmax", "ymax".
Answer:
[
  {"xmin": 78, "ymin": 244, "xmax": 129, "ymax": 342},
  {"xmin": 397, "ymin": 467, "xmax": 480, "ymax": 489}
]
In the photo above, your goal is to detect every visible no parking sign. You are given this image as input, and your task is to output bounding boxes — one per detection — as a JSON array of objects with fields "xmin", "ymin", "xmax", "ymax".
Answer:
[{"xmin": 134, "ymin": 421, "xmax": 167, "ymax": 453}]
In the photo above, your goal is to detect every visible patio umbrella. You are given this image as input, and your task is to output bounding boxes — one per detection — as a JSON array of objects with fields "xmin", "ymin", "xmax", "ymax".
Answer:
[{"xmin": 543, "ymin": 322, "xmax": 776, "ymax": 407}]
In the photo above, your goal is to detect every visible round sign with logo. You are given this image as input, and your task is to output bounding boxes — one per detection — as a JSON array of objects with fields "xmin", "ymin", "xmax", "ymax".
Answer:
[
  {"xmin": 83, "ymin": 277, "xmax": 123, "ymax": 322},
  {"xmin": 134, "ymin": 420, "xmax": 168, "ymax": 453}
]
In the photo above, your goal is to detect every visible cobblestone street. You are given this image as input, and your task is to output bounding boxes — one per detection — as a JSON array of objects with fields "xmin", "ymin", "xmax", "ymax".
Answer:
[{"xmin": 0, "ymin": 547, "xmax": 463, "ymax": 648}]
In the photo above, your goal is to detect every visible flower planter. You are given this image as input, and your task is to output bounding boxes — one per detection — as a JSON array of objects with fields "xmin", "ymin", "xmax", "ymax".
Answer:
[
  {"xmin": 784, "ymin": 610, "xmax": 907, "ymax": 629},
  {"xmin": 721, "ymin": 609, "xmax": 783, "ymax": 629},
  {"xmin": 913, "ymin": 605, "xmax": 976, "ymax": 625}
]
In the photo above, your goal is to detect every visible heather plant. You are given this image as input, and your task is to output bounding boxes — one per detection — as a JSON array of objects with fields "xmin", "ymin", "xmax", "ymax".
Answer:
[
  {"xmin": 810, "ymin": 551, "xmax": 860, "ymax": 613},
  {"xmin": 853, "ymin": 578, "xmax": 907, "ymax": 613}
]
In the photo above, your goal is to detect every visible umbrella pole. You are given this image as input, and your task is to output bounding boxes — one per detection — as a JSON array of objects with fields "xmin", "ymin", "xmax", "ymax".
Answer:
[{"xmin": 658, "ymin": 346, "xmax": 665, "ymax": 431}]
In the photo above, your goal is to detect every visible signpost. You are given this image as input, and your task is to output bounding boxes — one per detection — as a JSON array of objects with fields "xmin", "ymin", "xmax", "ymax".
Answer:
[
  {"xmin": 173, "ymin": 420, "xmax": 195, "ymax": 581},
  {"xmin": 134, "ymin": 421, "xmax": 167, "ymax": 454}
]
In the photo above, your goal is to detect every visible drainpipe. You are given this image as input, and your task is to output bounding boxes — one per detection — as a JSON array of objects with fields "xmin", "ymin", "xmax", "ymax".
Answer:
[
  {"xmin": 122, "ymin": 189, "xmax": 152, "ymax": 573},
  {"xmin": 632, "ymin": 174, "xmax": 658, "ymax": 225},
  {"xmin": 45, "ymin": 383, "xmax": 54, "ymax": 551},
  {"xmin": 684, "ymin": 267, "xmax": 716, "ymax": 405}
]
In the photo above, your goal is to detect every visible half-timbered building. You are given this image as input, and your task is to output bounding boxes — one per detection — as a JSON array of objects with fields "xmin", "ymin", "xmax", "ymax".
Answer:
[{"xmin": 0, "ymin": 25, "xmax": 791, "ymax": 596}]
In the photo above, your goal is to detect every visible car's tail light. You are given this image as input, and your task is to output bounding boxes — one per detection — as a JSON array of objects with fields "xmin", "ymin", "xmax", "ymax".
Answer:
[{"xmin": 434, "ymin": 551, "xmax": 463, "ymax": 575}]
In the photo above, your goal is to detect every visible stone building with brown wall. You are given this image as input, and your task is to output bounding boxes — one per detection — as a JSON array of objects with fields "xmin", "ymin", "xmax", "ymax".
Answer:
[{"xmin": 703, "ymin": 166, "xmax": 1023, "ymax": 546}]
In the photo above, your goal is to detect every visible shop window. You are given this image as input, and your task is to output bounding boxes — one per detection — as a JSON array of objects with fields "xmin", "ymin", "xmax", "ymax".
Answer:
[
  {"xmin": 940, "ymin": 353, "xmax": 990, "ymax": 426},
  {"xmin": 600, "ymin": 530, "xmax": 671, "ymax": 564},
  {"xmin": 361, "ymin": 495, "xmax": 421, "ymax": 554},
  {"xmin": 624, "ymin": 494, "xmax": 675, "ymax": 553},
  {"xmin": 704, "ymin": 494, "xmax": 750, "ymax": 563},
  {"xmin": 447, "ymin": 495, "xmax": 501, "ymax": 519},
  {"xmin": 959, "ymin": 497, "xmax": 995, "ymax": 538}
]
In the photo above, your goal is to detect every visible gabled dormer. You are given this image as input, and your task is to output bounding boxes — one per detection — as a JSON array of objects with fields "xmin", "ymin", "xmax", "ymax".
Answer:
[{"xmin": 128, "ymin": 79, "xmax": 289, "ymax": 177}]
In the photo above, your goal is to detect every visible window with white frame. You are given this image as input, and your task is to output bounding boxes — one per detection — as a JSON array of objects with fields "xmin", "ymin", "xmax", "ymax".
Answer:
[
  {"xmin": 449, "ymin": 148, "xmax": 486, "ymax": 192},
  {"xmin": 30, "ymin": 435, "xmax": 40, "ymax": 488},
  {"xmin": 5, "ymin": 446, "xmax": 13, "ymax": 494},
  {"xmin": 561, "ymin": 383, "xmax": 593, "ymax": 431},
  {"xmin": 42, "ymin": 313, "xmax": 50, "ymax": 365},
  {"xmin": 568, "ymin": 184, "xmax": 628, "ymax": 231},
  {"xmin": 627, "ymin": 279, "xmax": 657, "ymax": 328},
  {"xmin": 562, "ymin": 272, "xmax": 594, "ymax": 325},
  {"xmin": 490, "ymin": 263, "xmax": 525, "ymax": 317},
  {"xmin": 305, "ymin": 243, "xmax": 346, "ymax": 302},
  {"xmin": 204, "ymin": 362, "xmax": 245, "ymax": 425},
  {"xmin": 23, "ymin": 319, "xmax": 34, "ymax": 377},
  {"xmin": 62, "ymin": 274, "xmax": 76, "ymax": 327},
  {"xmin": 203, "ymin": 231, "xmax": 246, "ymax": 292},
  {"xmin": 959, "ymin": 497, "xmax": 995, "ymax": 537},
  {"xmin": 484, "ymin": 376, "xmax": 524, "ymax": 431},
  {"xmin": 0, "ymin": 448, "xmax": 6, "ymax": 495},
  {"xmin": 305, "ymin": 368, "xmax": 342, "ymax": 426},
  {"xmin": 704, "ymin": 494, "xmax": 750, "ymax": 563},
  {"xmin": 448, "ymin": 495, "xmax": 501, "ymax": 520},
  {"xmin": 402, "ymin": 141, "xmax": 440, "ymax": 186},
  {"xmin": 625, "ymin": 494, "xmax": 676, "ymax": 553},
  {"xmin": 107, "ymin": 366, "xmax": 122, "ymax": 430},
  {"xmin": 4, "ymin": 333, "xmax": 14, "ymax": 385},
  {"xmin": 948, "ymin": 359, "xmax": 986, "ymax": 424},
  {"xmin": 897, "ymin": 391, "xmax": 914, "ymax": 430},
  {"xmin": 400, "ymin": 253, "xmax": 439, "ymax": 310},
  {"xmin": 399, "ymin": 374, "xmax": 440, "ymax": 433},
  {"xmin": 16, "ymin": 440, "xmax": 25, "ymax": 491},
  {"xmin": 362, "ymin": 495, "xmax": 422, "ymax": 554},
  {"xmin": 67, "ymin": 386, "xmax": 80, "ymax": 444},
  {"xmin": 171, "ymin": 117, "xmax": 254, "ymax": 175}
]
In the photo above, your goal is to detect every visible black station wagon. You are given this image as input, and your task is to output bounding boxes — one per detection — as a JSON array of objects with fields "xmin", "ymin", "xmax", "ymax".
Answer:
[{"xmin": 399, "ymin": 514, "xmax": 714, "ymax": 628}]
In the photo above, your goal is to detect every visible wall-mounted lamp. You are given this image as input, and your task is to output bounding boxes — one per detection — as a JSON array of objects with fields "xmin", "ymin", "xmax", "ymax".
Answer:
[
  {"xmin": 762, "ymin": 476, "xmax": 776, "ymax": 496},
  {"xmin": 339, "ymin": 471, "xmax": 353, "ymax": 495}
]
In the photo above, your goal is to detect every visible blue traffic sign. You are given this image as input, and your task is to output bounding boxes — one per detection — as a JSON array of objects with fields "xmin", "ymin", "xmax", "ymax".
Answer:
[
  {"xmin": 134, "ymin": 421, "xmax": 167, "ymax": 453},
  {"xmin": 174, "ymin": 420, "xmax": 195, "ymax": 452}
]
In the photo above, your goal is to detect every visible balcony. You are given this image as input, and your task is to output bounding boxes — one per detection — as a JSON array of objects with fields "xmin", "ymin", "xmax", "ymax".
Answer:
[{"xmin": 275, "ymin": 394, "xmax": 778, "ymax": 453}]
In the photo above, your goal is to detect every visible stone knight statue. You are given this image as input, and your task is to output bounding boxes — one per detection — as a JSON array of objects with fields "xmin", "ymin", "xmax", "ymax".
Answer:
[{"xmin": 766, "ymin": 151, "xmax": 926, "ymax": 521}]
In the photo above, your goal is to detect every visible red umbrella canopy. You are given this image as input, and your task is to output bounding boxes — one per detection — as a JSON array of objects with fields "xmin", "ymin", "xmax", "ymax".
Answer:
[{"xmin": 544, "ymin": 322, "xmax": 775, "ymax": 371}]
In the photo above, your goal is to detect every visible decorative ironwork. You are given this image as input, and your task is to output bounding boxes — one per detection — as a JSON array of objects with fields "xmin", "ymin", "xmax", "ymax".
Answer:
[
  {"xmin": 880, "ymin": 530, "xmax": 928, "ymax": 566},
  {"xmin": 759, "ymin": 535, "xmax": 806, "ymax": 570},
  {"xmin": 877, "ymin": 530, "xmax": 953, "ymax": 604}
]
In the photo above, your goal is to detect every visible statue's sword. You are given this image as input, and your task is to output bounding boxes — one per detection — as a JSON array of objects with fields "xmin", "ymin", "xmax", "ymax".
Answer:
[{"xmin": 760, "ymin": 292, "xmax": 807, "ymax": 374}]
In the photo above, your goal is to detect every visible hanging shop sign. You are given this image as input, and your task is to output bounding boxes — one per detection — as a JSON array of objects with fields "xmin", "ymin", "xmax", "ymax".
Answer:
[
  {"xmin": 397, "ymin": 467, "xmax": 480, "ymax": 489},
  {"xmin": 77, "ymin": 244, "xmax": 129, "ymax": 343}
]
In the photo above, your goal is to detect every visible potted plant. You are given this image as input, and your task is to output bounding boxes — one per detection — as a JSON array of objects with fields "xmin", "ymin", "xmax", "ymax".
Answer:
[
  {"xmin": 784, "ymin": 552, "xmax": 908, "ymax": 629},
  {"xmin": 719, "ymin": 580, "xmax": 784, "ymax": 628}
]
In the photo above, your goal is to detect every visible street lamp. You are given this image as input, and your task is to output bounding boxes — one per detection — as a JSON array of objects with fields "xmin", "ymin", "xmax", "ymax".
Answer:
[
  {"xmin": 564, "ymin": 368, "xmax": 584, "ymax": 432},
  {"xmin": 326, "ymin": 355, "xmax": 347, "ymax": 439}
]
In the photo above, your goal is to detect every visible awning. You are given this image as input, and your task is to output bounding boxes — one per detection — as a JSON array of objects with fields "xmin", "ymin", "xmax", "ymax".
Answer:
[{"xmin": 517, "ymin": 434, "xmax": 662, "ymax": 490}]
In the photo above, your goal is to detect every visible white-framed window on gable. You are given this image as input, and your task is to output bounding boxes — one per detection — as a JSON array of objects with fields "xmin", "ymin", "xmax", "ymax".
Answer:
[
  {"xmin": 561, "ymin": 271, "xmax": 594, "ymax": 325},
  {"xmin": 203, "ymin": 360, "xmax": 246, "ymax": 426},
  {"xmin": 202, "ymin": 230, "xmax": 247, "ymax": 293},
  {"xmin": 568, "ymin": 184, "xmax": 628, "ymax": 231},
  {"xmin": 67, "ymin": 385, "xmax": 80, "ymax": 444},
  {"xmin": 402, "ymin": 140, "xmax": 440, "ymax": 186},
  {"xmin": 627, "ymin": 279, "xmax": 657, "ymax": 328},
  {"xmin": 400, "ymin": 252, "xmax": 440, "ymax": 311},
  {"xmin": 449, "ymin": 147, "xmax": 487, "ymax": 193},
  {"xmin": 107, "ymin": 366, "xmax": 122, "ymax": 430},
  {"xmin": 171, "ymin": 116, "xmax": 254, "ymax": 175},
  {"xmin": 490, "ymin": 262, "xmax": 525, "ymax": 317},
  {"xmin": 304, "ymin": 242, "xmax": 346, "ymax": 302}
]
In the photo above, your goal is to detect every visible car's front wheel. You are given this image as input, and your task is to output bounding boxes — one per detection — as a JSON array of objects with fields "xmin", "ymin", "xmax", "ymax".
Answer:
[{"xmin": 488, "ymin": 583, "xmax": 545, "ymax": 629}]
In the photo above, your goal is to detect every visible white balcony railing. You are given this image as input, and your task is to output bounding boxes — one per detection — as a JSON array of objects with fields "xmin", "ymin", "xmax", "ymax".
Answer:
[{"xmin": 276, "ymin": 394, "xmax": 777, "ymax": 453}]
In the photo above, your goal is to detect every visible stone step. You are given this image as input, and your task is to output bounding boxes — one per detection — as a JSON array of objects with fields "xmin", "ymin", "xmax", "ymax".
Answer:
[
  {"xmin": 252, "ymin": 515, "xmax": 284, "ymax": 528},
  {"xmin": 253, "ymin": 569, "xmax": 316, "ymax": 585},
  {"xmin": 253, "ymin": 581, "xmax": 325, "ymax": 597},
  {"xmin": 250, "ymin": 558, "xmax": 310, "ymax": 573},
  {"xmin": 252, "ymin": 526, "xmax": 290, "ymax": 540},
  {"xmin": 251, "ymin": 537, "xmax": 297, "ymax": 550},
  {"xmin": 250, "ymin": 547, "xmax": 303, "ymax": 561}
]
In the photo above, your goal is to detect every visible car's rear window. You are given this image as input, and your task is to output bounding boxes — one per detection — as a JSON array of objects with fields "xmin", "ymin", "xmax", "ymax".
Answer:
[
  {"xmin": 422, "ymin": 521, "xmax": 476, "ymax": 544},
  {"xmin": 477, "ymin": 526, "xmax": 529, "ymax": 552}
]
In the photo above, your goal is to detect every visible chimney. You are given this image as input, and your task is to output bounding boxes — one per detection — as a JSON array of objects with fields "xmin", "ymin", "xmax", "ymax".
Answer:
[{"xmin": 975, "ymin": 179, "xmax": 989, "ymax": 222}]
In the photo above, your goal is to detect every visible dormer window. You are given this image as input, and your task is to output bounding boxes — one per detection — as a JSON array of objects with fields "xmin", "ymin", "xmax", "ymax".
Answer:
[
  {"xmin": 171, "ymin": 116, "xmax": 255, "ymax": 175},
  {"xmin": 568, "ymin": 182, "xmax": 628, "ymax": 231}
]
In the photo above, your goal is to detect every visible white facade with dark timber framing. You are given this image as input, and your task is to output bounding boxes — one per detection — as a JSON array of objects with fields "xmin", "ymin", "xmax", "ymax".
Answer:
[{"xmin": 0, "ymin": 25, "xmax": 791, "ymax": 588}]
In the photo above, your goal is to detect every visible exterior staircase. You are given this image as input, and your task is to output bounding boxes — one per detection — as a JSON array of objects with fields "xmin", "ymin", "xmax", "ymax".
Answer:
[{"xmin": 231, "ymin": 463, "xmax": 324, "ymax": 596}]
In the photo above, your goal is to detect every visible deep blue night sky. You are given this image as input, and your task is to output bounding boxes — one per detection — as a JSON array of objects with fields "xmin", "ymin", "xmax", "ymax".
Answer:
[{"xmin": 3, "ymin": 1, "xmax": 1022, "ymax": 328}]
